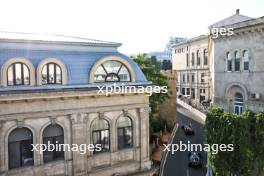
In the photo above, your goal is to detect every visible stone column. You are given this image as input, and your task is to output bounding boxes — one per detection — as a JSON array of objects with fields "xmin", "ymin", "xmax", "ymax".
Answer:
[
  {"xmin": 139, "ymin": 107, "xmax": 151, "ymax": 171},
  {"xmin": 70, "ymin": 113, "xmax": 88, "ymax": 176}
]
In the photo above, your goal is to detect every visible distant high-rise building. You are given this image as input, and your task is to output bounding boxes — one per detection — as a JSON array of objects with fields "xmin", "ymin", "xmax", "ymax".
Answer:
[{"xmin": 148, "ymin": 37, "xmax": 186, "ymax": 61}]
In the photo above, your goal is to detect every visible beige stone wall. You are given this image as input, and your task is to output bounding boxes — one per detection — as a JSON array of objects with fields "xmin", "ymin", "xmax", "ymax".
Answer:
[
  {"xmin": 0, "ymin": 91, "xmax": 151, "ymax": 176},
  {"xmin": 212, "ymin": 23, "xmax": 264, "ymax": 112},
  {"xmin": 158, "ymin": 70, "xmax": 177, "ymax": 124}
]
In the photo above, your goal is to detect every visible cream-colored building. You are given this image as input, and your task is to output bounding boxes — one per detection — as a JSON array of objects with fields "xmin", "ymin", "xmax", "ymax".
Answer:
[
  {"xmin": 173, "ymin": 9, "xmax": 264, "ymax": 114},
  {"xmin": 0, "ymin": 32, "xmax": 151, "ymax": 176},
  {"xmin": 172, "ymin": 35, "xmax": 210, "ymax": 108}
]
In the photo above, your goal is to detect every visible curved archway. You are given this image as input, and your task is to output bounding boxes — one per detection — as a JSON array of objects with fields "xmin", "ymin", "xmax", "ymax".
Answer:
[
  {"xmin": 1, "ymin": 58, "xmax": 35, "ymax": 86},
  {"xmin": 36, "ymin": 58, "xmax": 68, "ymax": 85},
  {"xmin": 116, "ymin": 116, "xmax": 133, "ymax": 149},
  {"xmin": 91, "ymin": 118, "xmax": 110, "ymax": 153},
  {"xmin": 234, "ymin": 92, "xmax": 244, "ymax": 114},
  {"xmin": 8, "ymin": 127, "xmax": 34, "ymax": 169},
  {"xmin": 42, "ymin": 124, "xmax": 64, "ymax": 163},
  {"xmin": 225, "ymin": 82, "xmax": 248, "ymax": 101}
]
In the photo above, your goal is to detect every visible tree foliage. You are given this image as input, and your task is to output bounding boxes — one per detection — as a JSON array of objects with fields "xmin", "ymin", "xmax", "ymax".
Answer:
[
  {"xmin": 131, "ymin": 54, "xmax": 171, "ymax": 133},
  {"xmin": 205, "ymin": 107, "xmax": 264, "ymax": 176}
]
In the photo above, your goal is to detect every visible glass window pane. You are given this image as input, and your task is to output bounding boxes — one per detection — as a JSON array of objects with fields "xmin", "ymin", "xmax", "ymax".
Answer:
[
  {"xmin": 48, "ymin": 64, "xmax": 55, "ymax": 83},
  {"xmin": 7, "ymin": 66, "xmax": 14, "ymax": 85},
  {"xmin": 94, "ymin": 65, "xmax": 107, "ymax": 82},
  {"xmin": 118, "ymin": 127, "xmax": 132, "ymax": 149},
  {"xmin": 43, "ymin": 124, "xmax": 63, "ymax": 138},
  {"xmin": 103, "ymin": 61, "xmax": 122, "ymax": 73},
  {"xmin": 43, "ymin": 125, "xmax": 64, "ymax": 163},
  {"xmin": 118, "ymin": 66, "xmax": 130, "ymax": 81},
  {"xmin": 23, "ymin": 65, "xmax": 30, "ymax": 85},
  {"xmin": 56, "ymin": 65, "xmax": 62, "ymax": 84},
  {"xmin": 105, "ymin": 73, "xmax": 119, "ymax": 82},
  {"xmin": 15, "ymin": 63, "xmax": 22, "ymax": 85},
  {"xmin": 117, "ymin": 116, "xmax": 132, "ymax": 128},
  {"xmin": 197, "ymin": 50, "xmax": 200, "ymax": 65},
  {"xmin": 93, "ymin": 132, "xmax": 100, "ymax": 145},
  {"xmin": 8, "ymin": 128, "xmax": 33, "ymax": 169},
  {"xmin": 101, "ymin": 130, "xmax": 110, "ymax": 150},
  {"xmin": 243, "ymin": 50, "xmax": 249, "ymax": 71},
  {"xmin": 42, "ymin": 65, "xmax": 47, "ymax": 84},
  {"xmin": 92, "ymin": 119, "xmax": 109, "ymax": 131}
]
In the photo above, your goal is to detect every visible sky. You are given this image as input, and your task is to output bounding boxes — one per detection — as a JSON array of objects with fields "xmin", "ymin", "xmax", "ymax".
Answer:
[{"xmin": 0, "ymin": 0, "xmax": 263, "ymax": 55}]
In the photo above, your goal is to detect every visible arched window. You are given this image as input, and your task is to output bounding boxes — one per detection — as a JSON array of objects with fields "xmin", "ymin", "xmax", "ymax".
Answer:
[
  {"xmin": 235, "ymin": 51, "xmax": 241, "ymax": 71},
  {"xmin": 92, "ymin": 119, "xmax": 110, "ymax": 153},
  {"xmin": 186, "ymin": 53, "xmax": 189, "ymax": 67},
  {"xmin": 196, "ymin": 50, "xmax": 201, "ymax": 66},
  {"xmin": 191, "ymin": 52, "xmax": 195, "ymax": 66},
  {"xmin": 227, "ymin": 52, "xmax": 232, "ymax": 71},
  {"xmin": 243, "ymin": 50, "xmax": 249, "ymax": 71},
  {"xmin": 7, "ymin": 62, "xmax": 30, "ymax": 86},
  {"xmin": 234, "ymin": 92, "xmax": 244, "ymax": 115},
  {"xmin": 203, "ymin": 49, "xmax": 208, "ymax": 65},
  {"xmin": 117, "ymin": 116, "xmax": 133, "ymax": 149},
  {"xmin": 43, "ymin": 124, "xmax": 64, "ymax": 163},
  {"xmin": 8, "ymin": 127, "xmax": 33, "ymax": 169},
  {"xmin": 41, "ymin": 63, "xmax": 62, "ymax": 84},
  {"xmin": 94, "ymin": 61, "xmax": 131, "ymax": 82}
]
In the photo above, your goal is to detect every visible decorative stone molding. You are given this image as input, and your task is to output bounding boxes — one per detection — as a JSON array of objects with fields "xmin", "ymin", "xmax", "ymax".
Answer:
[
  {"xmin": 98, "ymin": 112, "xmax": 104, "ymax": 119},
  {"xmin": 70, "ymin": 113, "xmax": 88, "ymax": 124},
  {"xmin": 89, "ymin": 56, "xmax": 136, "ymax": 83},
  {"xmin": 122, "ymin": 109, "xmax": 129, "ymax": 116},
  {"xmin": 139, "ymin": 107, "xmax": 151, "ymax": 113},
  {"xmin": 225, "ymin": 82, "xmax": 248, "ymax": 101},
  {"xmin": 36, "ymin": 58, "xmax": 68, "ymax": 85},
  {"xmin": 1, "ymin": 57, "xmax": 35, "ymax": 86},
  {"xmin": 49, "ymin": 117, "xmax": 57, "ymax": 125},
  {"xmin": 16, "ymin": 119, "xmax": 24, "ymax": 128}
]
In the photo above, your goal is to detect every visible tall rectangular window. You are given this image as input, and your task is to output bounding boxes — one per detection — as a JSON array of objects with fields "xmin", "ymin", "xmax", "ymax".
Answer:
[
  {"xmin": 197, "ymin": 50, "xmax": 200, "ymax": 66},
  {"xmin": 227, "ymin": 52, "xmax": 232, "ymax": 71},
  {"xmin": 243, "ymin": 50, "xmax": 249, "ymax": 71},
  {"xmin": 186, "ymin": 53, "xmax": 189, "ymax": 67},
  {"xmin": 191, "ymin": 74, "xmax": 195, "ymax": 83},
  {"xmin": 204, "ymin": 49, "xmax": 208, "ymax": 65},
  {"xmin": 191, "ymin": 88, "xmax": 195, "ymax": 99},
  {"xmin": 182, "ymin": 88, "xmax": 185, "ymax": 95},
  {"xmin": 201, "ymin": 73, "xmax": 205, "ymax": 83},
  {"xmin": 191, "ymin": 52, "xmax": 195, "ymax": 66},
  {"xmin": 235, "ymin": 51, "xmax": 241, "ymax": 71},
  {"xmin": 186, "ymin": 88, "xmax": 190, "ymax": 95}
]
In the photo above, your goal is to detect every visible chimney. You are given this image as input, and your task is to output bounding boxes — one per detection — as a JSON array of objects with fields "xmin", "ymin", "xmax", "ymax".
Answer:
[{"xmin": 236, "ymin": 9, "xmax": 240, "ymax": 14}]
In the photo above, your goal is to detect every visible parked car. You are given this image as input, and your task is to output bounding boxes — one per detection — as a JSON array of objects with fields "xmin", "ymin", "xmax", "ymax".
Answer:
[
  {"xmin": 188, "ymin": 152, "xmax": 202, "ymax": 168},
  {"xmin": 181, "ymin": 124, "xmax": 195, "ymax": 135}
]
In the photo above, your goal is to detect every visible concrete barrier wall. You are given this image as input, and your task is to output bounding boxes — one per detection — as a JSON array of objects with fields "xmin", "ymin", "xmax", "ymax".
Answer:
[{"xmin": 177, "ymin": 99, "xmax": 206, "ymax": 122}]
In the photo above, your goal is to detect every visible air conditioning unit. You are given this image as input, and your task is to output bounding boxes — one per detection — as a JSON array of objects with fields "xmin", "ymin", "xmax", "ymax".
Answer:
[
  {"xmin": 251, "ymin": 93, "xmax": 261, "ymax": 100},
  {"xmin": 255, "ymin": 93, "xmax": 261, "ymax": 100}
]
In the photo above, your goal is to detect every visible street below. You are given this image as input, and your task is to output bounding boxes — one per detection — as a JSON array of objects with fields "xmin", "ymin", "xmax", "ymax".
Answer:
[{"xmin": 162, "ymin": 105, "xmax": 207, "ymax": 176}]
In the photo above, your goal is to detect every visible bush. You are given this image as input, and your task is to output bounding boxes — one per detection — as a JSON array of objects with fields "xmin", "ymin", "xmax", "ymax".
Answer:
[{"xmin": 205, "ymin": 107, "xmax": 264, "ymax": 176}]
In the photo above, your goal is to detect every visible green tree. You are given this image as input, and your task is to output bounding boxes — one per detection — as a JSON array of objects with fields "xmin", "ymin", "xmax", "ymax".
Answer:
[
  {"xmin": 131, "ymin": 54, "xmax": 171, "ymax": 133},
  {"xmin": 205, "ymin": 107, "xmax": 264, "ymax": 176},
  {"xmin": 162, "ymin": 60, "xmax": 172, "ymax": 70}
]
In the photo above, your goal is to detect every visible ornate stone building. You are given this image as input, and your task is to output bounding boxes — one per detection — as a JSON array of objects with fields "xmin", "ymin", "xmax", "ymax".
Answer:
[
  {"xmin": 173, "ymin": 9, "xmax": 264, "ymax": 114},
  {"xmin": 172, "ymin": 35, "xmax": 210, "ymax": 108},
  {"xmin": 210, "ymin": 10, "xmax": 264, "ymax": 113},
  {"xmin": 0, "ymin": 32, "xmax": 151, "ymax": 176}
]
